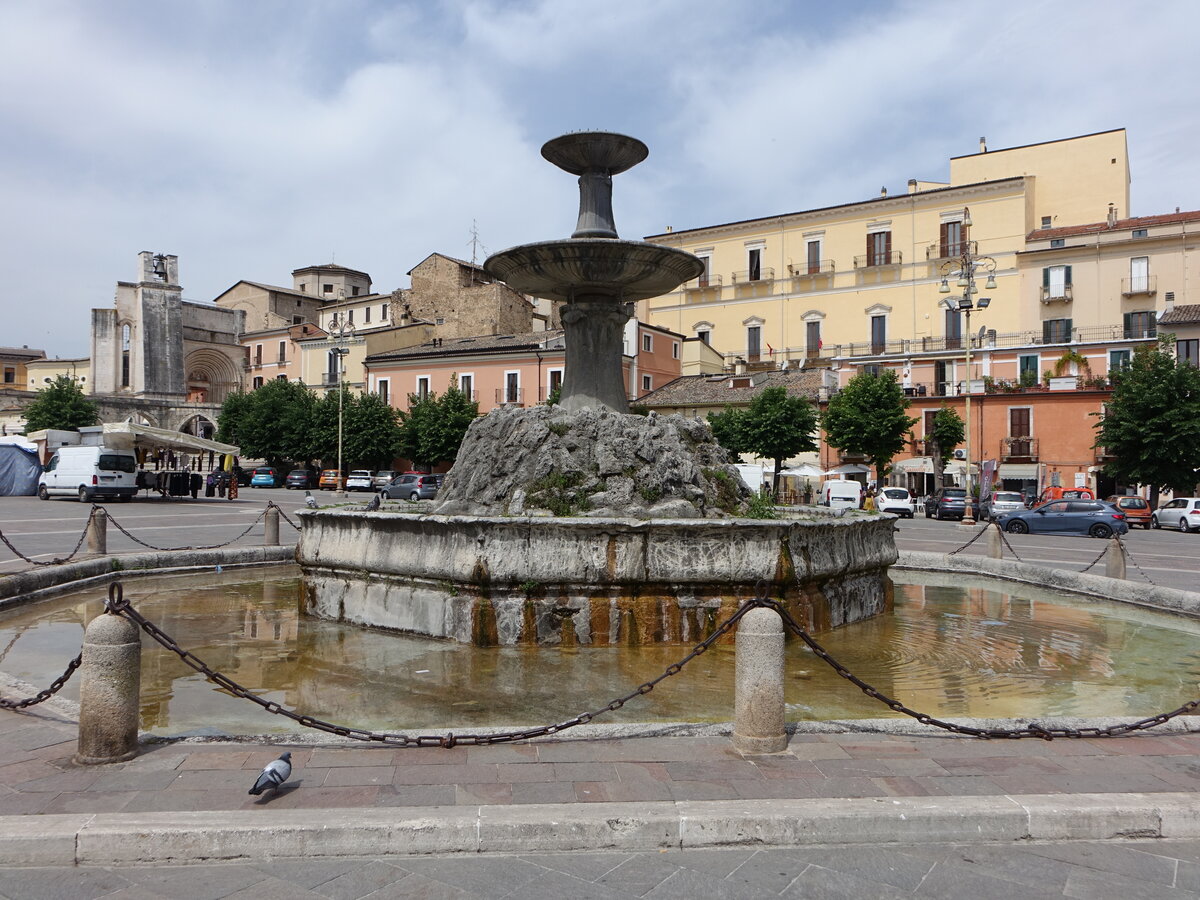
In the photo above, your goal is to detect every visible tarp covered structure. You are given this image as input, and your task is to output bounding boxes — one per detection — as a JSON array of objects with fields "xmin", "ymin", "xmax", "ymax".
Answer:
[
  {"xmin": 96, "ymin": 423, "xmax": 239, "ymax": 456},
  {"xmin": 0, "ymin": 438, "xmax": 42, "ymax": 496}
]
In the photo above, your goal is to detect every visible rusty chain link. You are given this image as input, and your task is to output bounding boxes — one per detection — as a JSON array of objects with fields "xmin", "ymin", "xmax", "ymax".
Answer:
[
  {"xmin": 1115, "ymin": 534, "xmax": 1156, "ymax": 585},
  {"xmin": 0, "ymin": 653, "xmax": 82, "ymax": 710},
  {"xmin": 946, "ymin": 522, "xmax": 990, "ymax": 556},
  {"xmin": 0, "ymin": 507, "xmax": 96, "ymax": 568},
  {"xmin": 270, "ymin": 503, "xmax": 303, "ymax": 532},
  {"xmin": 103, "ymin": 508, "xmax": 269, "ymax": 552}
]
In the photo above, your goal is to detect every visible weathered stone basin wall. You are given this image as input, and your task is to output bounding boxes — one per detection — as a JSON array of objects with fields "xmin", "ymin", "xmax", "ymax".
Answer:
[{"xmin": 298, "ymin": 512, "xmax": 897, "ymax": 646}]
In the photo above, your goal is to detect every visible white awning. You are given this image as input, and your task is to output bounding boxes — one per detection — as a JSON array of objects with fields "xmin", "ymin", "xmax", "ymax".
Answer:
[
  {"xmin": 100, "ymin": 423, "xmax": 240, "ymax": 456},
  {"xmin": 779, "ymin": 463, "xmax": 825, "ymax": 478},
  {"xmin": 826, "ymin": 463, "xmax": 871, "ymax": 476},
  {"xmin": 892, "ymin": 457, "xmax": 934, "ymax": 474},
  {"xmin": 999, "ymin": 463, "xmax": 1039, "ymax": 480}
]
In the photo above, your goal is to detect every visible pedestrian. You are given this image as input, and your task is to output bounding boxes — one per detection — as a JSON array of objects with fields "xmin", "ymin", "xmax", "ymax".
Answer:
[{"xmin": 863, "ymin": 490, "xmax": 876, "ymax": 512}]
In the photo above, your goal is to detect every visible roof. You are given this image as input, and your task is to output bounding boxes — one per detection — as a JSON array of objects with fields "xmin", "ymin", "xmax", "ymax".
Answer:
[
  {"xmin": 406, "ymin": 252, "xmax": 489, "ymax": 277},
  {"xmin": 0, "ymin": 347, "xmax": 46, "ymax": 361},
  {"xmin": 949, "ymin": 128, "xmax": 1126, "ymax": 161},
  {"xmin": 366, "ymin": 330, "xmax": 566, "ymax": 364},
  {"xmin": 291, "ymin": 263, "xmax": 372, "ymax": 280},
  {"xmin": 1160, "ymin": 304, "xmax": 1200, "ymax": 326},
  {"xmin": 1028, "ymin": 209, "xmax": 1200, "ymax": 241},
  {"xmin": 638, "ymin": 369, "xmax": 823, "ymax": 408},
  {"xmin": 215, "ymin": 280, "xmax": 320, "ymax": 301}
]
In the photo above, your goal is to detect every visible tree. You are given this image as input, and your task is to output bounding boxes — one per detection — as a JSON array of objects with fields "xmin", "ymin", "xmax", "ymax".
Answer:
[
  {"xmin": 1095, "ymin": 339, "xmax": 1200, "ymax": 506},
  {"xmin": 21, "ymin": 375, "xmax": 98, "ymax": 433},
  {"xmin": 397, "ymin": 385, "xmax": 479, "ymax": 469},
  {"xmin": 822, "ymin": 369, "xmax": 918, "ymax": 485},
  {"xmin": 217, "ymin": 379, "xmax": 317, "ymax": 470},
  {"xmin": 343, "ymin": 391, "xmax": 403, "ymax": 470},
  {"xmin": 926, "ymin": 405, "xmax": 964, "ymax": 483},
  {"xmin": 708, "ymin": 386, "xmax": 819, "ymax": 495}
]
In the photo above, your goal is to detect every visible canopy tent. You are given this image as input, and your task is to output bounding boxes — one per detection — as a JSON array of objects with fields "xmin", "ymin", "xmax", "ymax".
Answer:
[
  {"xmin": 97, "ymin": 423, "xmax": 239, "ymax": 456},
  {"xmin": 779, "ymin": 463, "xmax": 826, "ymax": 478},
  {"xmin": 825, "ymin": 463, "xmax": 871, "ymax": 476},
  {"xmin": 0, "ymin": 437, "xmax": 41, "ymax": 496}
]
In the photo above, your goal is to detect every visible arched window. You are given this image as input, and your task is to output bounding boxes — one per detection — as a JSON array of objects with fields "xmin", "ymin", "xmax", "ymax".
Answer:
[{"xmin": 121, "ymin": 324, "xmax": 132, "ymax": 387}]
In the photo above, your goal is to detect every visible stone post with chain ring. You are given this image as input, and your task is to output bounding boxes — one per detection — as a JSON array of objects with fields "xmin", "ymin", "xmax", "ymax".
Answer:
[
  {"xmin": 1105, "ymin": 537, "xmax": 1126, "ymax": 579},
  {"xmin": 75, "ymin": 612, "xmax": 140, "ymax": 765},
  {"xmin": 987, "ymin": 521, "xmax": 1003, "ymax": 559},
  {"xmin": 732, "ymin": 606, "xmax": 787, "ymax": 754},
  {"xmin": 264, "ymin": 506, "xmax": 280, "ymax": 546}
]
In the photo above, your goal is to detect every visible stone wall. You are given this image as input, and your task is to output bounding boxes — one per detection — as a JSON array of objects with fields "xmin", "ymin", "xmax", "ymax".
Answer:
[
  {"xmin": 298, "ymin": 512, "xmax": 897, "ymax": 646},
  {"xmin": 402, "ymin": 255, "xmax": 536, "ymax": 338}
]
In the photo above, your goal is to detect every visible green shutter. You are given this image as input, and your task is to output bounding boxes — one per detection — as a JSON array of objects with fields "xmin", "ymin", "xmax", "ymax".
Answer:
[
  {"xmin": 1042, "ymin": 267, "xmax": 1049, "ymax": 287},
  {"xmin": 1064, "ymin": 265, "xmax": 1072, "ymax": 285}
]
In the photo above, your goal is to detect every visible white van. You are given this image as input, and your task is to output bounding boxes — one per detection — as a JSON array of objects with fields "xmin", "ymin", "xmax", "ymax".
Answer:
[
  {"xmin": 821, "ymin": 479, "xmax": 862, "ymax": 510},
  {"xmin": 38, "ymin": 446, "xmax": 138, "ymax": 502}
]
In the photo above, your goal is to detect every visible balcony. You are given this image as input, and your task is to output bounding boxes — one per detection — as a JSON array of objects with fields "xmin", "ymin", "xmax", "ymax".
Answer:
[
  {"xmin": 1040, "ymin": 283, "xmax": 1073, "ymax": 304},
  {"xmin": 495, "ymin": 387, "xmax": 525, "ymax": 407},
  {"xmin": 1121, "ymin": 275, "xmax": 1157, "ymax": 297},
  {"xmin": 683, "ymin": 273, "xmax": 723, "ymax": 303},
  {"xmin": 925, "ymin": 240, "xmax": 976, "ymax": 261},
  {"xmin": 910, "ymin": 438, "xmax": 932, "ymax": 456},
  {"xmin": 730, "ymin": 268, "xmax": 775, "ymax": 299},
  {"xmin": 839, "ymin": 450, "xmax": 869, "ymax": 464},
  {"xmin": 854, "ymin": 251, "xmax": 903, "ymax": 286},
  {"xmin": 1095, "ymin": 446, "xmax": 1118, "ymax": 464},
  {"xmin": 321, "ymin": 373, "xmax": 340, "ymax": 386},
  {"xmin": 1001, "ymin": 436, "xmax": 1039, "ymax": 462},
  {"xmin": 788, "ymin": 260, "xmax": 835, "ymax": 293}
]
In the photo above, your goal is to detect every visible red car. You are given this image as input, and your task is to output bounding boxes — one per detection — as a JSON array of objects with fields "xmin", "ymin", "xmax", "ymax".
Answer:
[{"xmin": 1106, "ymin": 495, "xmax": 1152, "ymax": 529}]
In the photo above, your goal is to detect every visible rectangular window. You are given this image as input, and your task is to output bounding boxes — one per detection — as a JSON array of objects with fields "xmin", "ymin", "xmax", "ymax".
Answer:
[
  {"xmin": 252, "ymin": 376, "xmax": 263, "ymax": 389},
  {"xmin": 642, "ymin": 332, "xmax": 652, "ymax": 353},
  {"xmin": 352, "ymin": 286, "xmax": 360, "ymax": 297},
  {"xmin": 299, "ymin": 283, "xmax": 306, "ymax": 293},
  {"xmin": 505, "ymin": 371, "xmax": 520, "ymax": 404},
  {"xmin": 1042, "ymin": 318, "xmax": 1072, "ymax": 343},
  {"xmin": 458, "ymin": 374, "xmax": 474, "ymax": 399},
  {"xmin": 377, "ymin": 379, "xmax": 389, "ymax": 404},
  {"xmin": 870, "ymin": 315, "xmax": 886, "ymax": 354},
  {"xmin": 866, "ymin": 231, "xmax": 891, "ymax": 266},
  {"xmin": 1043, "ymin": 265, "xmax": 1072, "ymax": 299},
  {"xmin": 696, "ymin": 329, "xmax": 710, "ymax": 344},
  {"xmin": 347, "ymin": 309, "xmax": 354, "ymax": 325},
  {"xmin": 747, "ymin": 247, "xmax": 762, "ymax": 281},
  {"xmin": 806, "ymin": 320, "xmax": 821, "ymax": 358},
  {"xmin": 1132, "ymin": 228, "xmax": 1148, "ymax": 238},
  {"xmin": 940, "ymin": 221, "xmax": 964, "ymax": 258},
  {"xmin": 277, "ymin": 341, "xmax": 286, "ymax": 363},
  {"xmin": 3, "ymin": 367, "xmax": 14, "ymax": 384},
  {"xmin": 696, "ymin": 255, "xmax": 711, "ymax": 287},
  {"xmin": 747, "ymin": 325, "xmax": 762, "ymax": 361},
  {"xmin": 1123, "ymin": 311, "xmax": 1156, "ymax": 339},
  {"xmin": 934, "ymin": 360, "xmax": 949, "ymax": 396},
  {"xmin": 806, "ymin": 239, "xmax": 821, "ymax": 274},
  {"xmin": 1179, "ymin": 339, "xmax": 1199, "ymax": 367},
  {"xmin": 416, "ymin": 376, "xmax": 430, "ymax": 399},
  {"xmin": 364, "ymin": 306, "xmax": 371, "ymax": 323},
  {"xmin": 276, "ymin": 374, "xmax": 287, "ymax": 382},
  {"xmin": 1050, "ymin": 239, "xmax": 1065, "ymax": 248},
  {"xmin": 1041, "ymin": 216, "xmax": 1052, "ymax": 229},
  {"xmin": 548, "ymin": 369, "xmax": 563, "ymax": 396},
  {"xmin": 1130, "ymin": 256, "xmax": 1149, "ymax": 293},
  {"xmin": 1009, "ymin": 407, "xmax": 1031, "ymax": 437},
  {"xmin": 254, "ymin": 344, "xmax": 262, "ymax": 365},
  {"xmin": 641, "ymin": 374, "xmax": 652, "ymax": 392},
  {"xmin": 1019, "ymin": 354, "xmax": 1040, "ymax": 381},
  {"xmin": 323, "ymin": 283, "xmax": 333, "ymax": 294},
  {"xmin": 944, "ymin": 308, "xmax": 962, "ymax": 350},
  {"xmin": 381, "ymin": 303, "xmax": 389, "ymax": 320},
  {"xmin": 672, "ymin": 341, "xmax": 680, "ymax": 360},
  {"xmin": 1109, "ymin": 349, "xmax": 1131, "ymax": 371}
]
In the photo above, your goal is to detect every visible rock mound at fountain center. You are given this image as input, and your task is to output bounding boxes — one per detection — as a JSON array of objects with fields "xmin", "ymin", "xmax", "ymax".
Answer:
[{"xmin": 433, "ymin": 405, "xmax": 751, "ymax": 518}]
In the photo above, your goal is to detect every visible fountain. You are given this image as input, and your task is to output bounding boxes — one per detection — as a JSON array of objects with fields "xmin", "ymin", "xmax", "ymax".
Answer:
[{"xmin": 297, "ymin": 132, "xmax": 898, "ymax": 645}]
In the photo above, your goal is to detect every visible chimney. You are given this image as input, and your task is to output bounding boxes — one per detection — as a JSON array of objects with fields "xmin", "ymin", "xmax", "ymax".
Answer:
[
  {"xmin": 979, "ymin": 136, "xmax": 987, "ymax": 153},
  {"xmin": 1107, "ymin": 204, "xmax": 1117, "ymax": 228},
  {"xmin": 880, "ymin": 186, "xmax": 888, "ymax": 198},
  {"xmin": 907, "ymin": 178, "xmax": 918, "ymax": 194}
]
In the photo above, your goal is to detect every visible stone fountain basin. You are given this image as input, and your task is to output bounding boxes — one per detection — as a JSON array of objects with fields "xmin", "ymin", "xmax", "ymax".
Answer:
[
  {"xmin": 297, "ymin": 512, "xmax": 897, "ymax": 646},
  {"xmin": 485, "ymin": 239, "xmax": 704, "ymax": 303}
]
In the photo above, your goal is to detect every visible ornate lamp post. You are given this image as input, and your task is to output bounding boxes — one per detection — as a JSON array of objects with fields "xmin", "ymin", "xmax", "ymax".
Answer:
[
  {"xmin": 937, "ymin": 208, "xmax": 996, "ymax": 526},
  {"xmin": 325, "ymin": 320, "xmax": 361, "ymax": 497}
]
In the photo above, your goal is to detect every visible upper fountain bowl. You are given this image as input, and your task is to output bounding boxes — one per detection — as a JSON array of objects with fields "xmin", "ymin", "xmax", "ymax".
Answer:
[{"xmin": 542, "ymin": 132, "xmax": 649, "ymax": 176}]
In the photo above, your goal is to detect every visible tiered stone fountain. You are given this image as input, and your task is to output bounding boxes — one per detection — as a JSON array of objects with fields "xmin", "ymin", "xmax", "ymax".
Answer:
[{"xmin": 298, "ymin": 132, "xmax": 897, "ymax": 645}]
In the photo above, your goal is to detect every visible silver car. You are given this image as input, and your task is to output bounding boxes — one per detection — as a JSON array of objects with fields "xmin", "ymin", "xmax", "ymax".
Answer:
[
  {"xmin": 979, "ymin": 491, "xmax": 1025, "ymax": 521},
  {"xmin": 1151, "ymin": 498, "xmax": 1200, "ymax": 533}
]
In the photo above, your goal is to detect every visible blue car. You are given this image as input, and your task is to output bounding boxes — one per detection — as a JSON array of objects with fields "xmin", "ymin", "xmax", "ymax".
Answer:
[
  {"xmin": 998, "ymin": 499, "xmax": 1128, "ymax": 538},
  {"xmin": 249, "ymin": 466, "xmax": 282, "ymax": 488}
]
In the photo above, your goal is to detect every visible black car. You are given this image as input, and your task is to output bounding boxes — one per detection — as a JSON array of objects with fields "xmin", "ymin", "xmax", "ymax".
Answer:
[
  {"xmin": 285, "ymin": 469, "xmax": 315, "ymax": 489},
  {"xmin": 925, "ymin": 488, "xmax": 968, "ymax": 520}
]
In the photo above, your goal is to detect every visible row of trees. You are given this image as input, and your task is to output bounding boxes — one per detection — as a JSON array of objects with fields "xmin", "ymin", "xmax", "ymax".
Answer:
[{"xmin": 215, "ymin": 379, "xmax": 478, "ymax": 472}]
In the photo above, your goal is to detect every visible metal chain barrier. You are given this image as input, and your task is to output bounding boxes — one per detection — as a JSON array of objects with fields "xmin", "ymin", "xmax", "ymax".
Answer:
[
  {"xmin": 269, "ymin": 502, "xmax": 304, "ymax": 532},
  {"xmin": 102, "ymin": 581, "xmax": 752, "ymax": 748},
  {"xmin": 104, "ymin": 508, "xmax": 269, "ymax": 552},
  {"xmin": 946, "ymin": 523, "xmax": 989, "ymax": 556},
  {"xmin": 994, "ymin": 524, "xmax": 1026, "ymax": 562},
  {"xmin": 0, "ymin": 653, "xmax": 82, "ymax": 711},
  {"xmin": 0, "ymin": 507, "xmax": 96, "ymax": 568},
  {"xmin": 1076, "ymin": 542, "xmax": 1111, "ymax": 574},
  {"xmin": 1115, "ymin": 534, "xmax": 1156, "ymax": 585}
]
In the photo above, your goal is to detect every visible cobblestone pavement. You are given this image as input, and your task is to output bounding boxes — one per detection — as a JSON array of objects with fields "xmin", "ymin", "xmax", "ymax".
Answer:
[{"xmin": 4, "ymin": 839, "xmax": 1200, "ymax": 898}]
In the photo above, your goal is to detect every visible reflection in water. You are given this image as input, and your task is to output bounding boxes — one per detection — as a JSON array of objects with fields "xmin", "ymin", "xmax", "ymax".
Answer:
[{"xmin": 1, "ymin": 567, "xmax": 1199, "ymax": 736}]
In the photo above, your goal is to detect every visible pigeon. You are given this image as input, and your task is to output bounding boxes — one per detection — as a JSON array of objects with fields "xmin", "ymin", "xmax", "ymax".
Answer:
[
  {"xmin": 304, "ymin": 491, "xmax": 317, "ymax": 509},
  {"xmin": 248, "ymin": 751, "xmax": 292, "ymax": 796},
  {"xmin": 364, "ymin": 493, "xmax": 381, "ymax": 511}
]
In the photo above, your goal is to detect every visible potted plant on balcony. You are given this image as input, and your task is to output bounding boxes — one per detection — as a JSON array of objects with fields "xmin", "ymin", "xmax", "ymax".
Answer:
[{"xmin": 1049, "ymin": 349, "xmax": 1089, "ymax": 390}]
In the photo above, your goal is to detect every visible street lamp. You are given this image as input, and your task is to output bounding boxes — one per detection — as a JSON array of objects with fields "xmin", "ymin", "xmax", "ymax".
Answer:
[
  {"xmin": 937, "ymin": 208, "xmax": 996, "ymax": 526},
  {"xmin": 325, "ymin": 320, "xmax": 361, "ymax": 497}
]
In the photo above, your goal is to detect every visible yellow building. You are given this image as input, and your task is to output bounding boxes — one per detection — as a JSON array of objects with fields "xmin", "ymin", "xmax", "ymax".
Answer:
[{"xmin": 639, "ymin": 130, "xmax": 1130, "ymax": 362}]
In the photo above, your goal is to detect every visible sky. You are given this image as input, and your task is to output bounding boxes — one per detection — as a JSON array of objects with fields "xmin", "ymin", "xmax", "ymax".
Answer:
[{"xmin": 3, "ymin": 0, "xmax": 1199, "ymax": 359}]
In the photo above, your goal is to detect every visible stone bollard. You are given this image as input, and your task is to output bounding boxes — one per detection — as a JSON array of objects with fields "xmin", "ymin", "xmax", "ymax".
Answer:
[
  {"xmin": 75, "ymin": 613, "xmax": 141, "ymax": 765},
  {"xmin": 987, "ymin": 522, "xmax": 1003, "ymax": 559},
  {"xmin": 87, "ymin": 508, "xmax": 107, "ymax": 556},
  {"xmin": 264, "ymin": 506, "xmax": 280, "ymax": 546},
  {"xmin": 1105, "ymin": 537, "xmax": 1126, "ymax": 580},
  {"xmin": 732, "ymin": 606, "xmax": 787, "ymax": 754}
]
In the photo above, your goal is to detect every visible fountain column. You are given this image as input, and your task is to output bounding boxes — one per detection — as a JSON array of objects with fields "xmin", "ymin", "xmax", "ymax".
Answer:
[{"xmin": 559, "ymin": 298, "xmax": 633, "ymax": 412}]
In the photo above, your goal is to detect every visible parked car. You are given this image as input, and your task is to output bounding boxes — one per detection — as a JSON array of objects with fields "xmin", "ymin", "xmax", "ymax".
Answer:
[
  {"xmin": 925, "ymin": 488, "xmax": 968, "ymax": 520},
  {"xmin": 998, "ymin": 499, "xmax": 1128, "ymax": 538},
  {"xmin": 875, "ymin": 487, "xmax": 914, "ymax": 518},
  {"xmin": 285, "ymin": 469, "xmax": 315, "ymax": 490},
  {"xmin": 1106, "ymin": 495, "xmax": 1153, "ymax": 529},
  {"xmin": 37, "ymin": 446, "xmax": 138, "ymax": 502},
  {"xmin": 345, "ymin": 470, "xmax": 375, "ymax": 492},
  {"xmin": 249, "ymin": 467, "xmax": 283, "ymax": 488},
  {"xmin": 1151, "ymin": 498, "xmax": 1200, "ymax": 533},
  {"xmin": 373, "ymin": 470, "xmax": 398, "ymax": 489},
  {"xmin": 1029, "ymin": 486, "xmax": 1095, "ymax": 507},
  {"xmin": 820, "ymin": 479, "xmax": 862, "ymax": 509},
  {"xmin": 318, "ymin": 469, "xmax": 341, "ymax": 490},
  {"xmin": 979, "ymin": 490, "xmax": 1026, "ymax": 521},
  {"xmin": 381, "ymin": 472, "xmax": 443, "ymax": 501}
]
